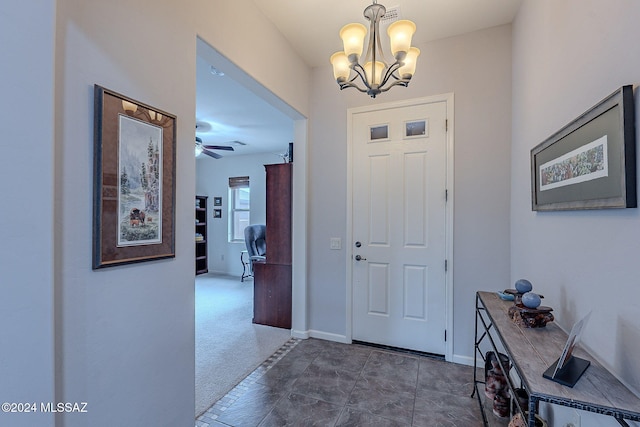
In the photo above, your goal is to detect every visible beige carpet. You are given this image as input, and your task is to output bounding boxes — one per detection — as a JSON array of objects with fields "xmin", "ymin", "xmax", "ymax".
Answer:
[{"xmin": 195, "ymin": 273, "xmax": 291, "ymax": 417}]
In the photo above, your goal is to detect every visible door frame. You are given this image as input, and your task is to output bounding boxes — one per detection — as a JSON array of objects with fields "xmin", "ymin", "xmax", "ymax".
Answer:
[{"xmin": 345, "ymin": 93, "xmax": 455, "ymax": 362}]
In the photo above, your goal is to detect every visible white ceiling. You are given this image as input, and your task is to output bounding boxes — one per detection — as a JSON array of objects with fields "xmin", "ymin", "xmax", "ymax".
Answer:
[
  {"xmin": 196, "ymin": 0, "xmax": 522, "ymax": 159},
  {"xmin": 251, "ymin": 0, "xmax": 522, "ymax": 68},
  {"xmin": 195, "ymin": 53, "xmax": 295, "ymax": 160}
]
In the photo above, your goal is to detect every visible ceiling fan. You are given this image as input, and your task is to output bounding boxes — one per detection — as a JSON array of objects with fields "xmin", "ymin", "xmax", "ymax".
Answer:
[{"xmin": 195, "ymin": 137, "xmax": 234, "ymax": 159}]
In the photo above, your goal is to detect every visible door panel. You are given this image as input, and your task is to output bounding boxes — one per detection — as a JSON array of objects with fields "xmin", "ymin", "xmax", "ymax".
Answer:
[
  {"xmin": 404, "ymin": 152, "xmax": 428, "ymax": 247},
  {"xmin": 368, "ymin": 263, "xmax": 389, "ymax": 315},
  {"xmin": 369, "ymin": 155, "xmax": 390, "ymax": 245}
]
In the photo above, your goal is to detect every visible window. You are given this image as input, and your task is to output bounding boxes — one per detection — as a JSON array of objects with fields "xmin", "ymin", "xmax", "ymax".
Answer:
[
  {"xmin": 369, "ymin": 124, "xmax": 389, "ymax": 141},
  {"xmin": 229, "ymin": 176, "xmax": 250, "ymax": 242}
]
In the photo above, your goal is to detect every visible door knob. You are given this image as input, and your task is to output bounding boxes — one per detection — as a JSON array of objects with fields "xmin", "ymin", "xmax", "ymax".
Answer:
[{"xmin": 355, "ymin": 255, "xmax": 367, "ymax": 261}]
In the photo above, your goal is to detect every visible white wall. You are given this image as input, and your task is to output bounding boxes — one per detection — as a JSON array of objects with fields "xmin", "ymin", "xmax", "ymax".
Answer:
[
  {"xmin": 193, "ymin": 1, "xmax": 310, "ymax": 118},
  {"xmin": 0, "ymin": 1, "xmax": 56, "ymax": 426},
  {"xmin": 307, "ymin": 25, "xmax": 513, "ymax": 360},
  {"xmin": 196, "ymin": 153, "xmax": 286, "ymax": 276},
  {"xmin": 54, "ymin": 1, "xmax": 198, "ymax": 425},
  {"xmin": 0, "ymin": 1, "xmax": 311, "ymax": 427},
  {"xmin": 512, "ymin": 1, "xmax": 640, "ymax": 425}
]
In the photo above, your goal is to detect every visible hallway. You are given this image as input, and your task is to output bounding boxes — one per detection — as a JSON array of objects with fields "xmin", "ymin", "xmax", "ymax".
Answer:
[{"xmin": 196, "ymin": 338, "xmax": 483, "ymax": 427}]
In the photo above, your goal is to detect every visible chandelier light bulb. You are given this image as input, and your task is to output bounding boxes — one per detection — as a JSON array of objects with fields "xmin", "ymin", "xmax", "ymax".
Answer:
[
  {"xmin": 387, "ymin": 20, "xmax": 416, "ymax": 59},
  {"xmin": 339, "ymin": 23, "xmax": 367, "ymax": 60},
  {"xmin": 398, "ymin": 47, "xmax": 420, "ymax": 79},
  {"xmin": 364, "ymin": 61, "xmax": 385, "ymax": 86},
  {"xmin": 330, "ymin": 52, "xmax": 351, "ymax": 82}
]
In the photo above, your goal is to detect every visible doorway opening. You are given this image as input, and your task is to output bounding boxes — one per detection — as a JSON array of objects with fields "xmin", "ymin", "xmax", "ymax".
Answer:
[{"xmin": 194, "ymin": 37, "xmax": 307, "ymax": 416}]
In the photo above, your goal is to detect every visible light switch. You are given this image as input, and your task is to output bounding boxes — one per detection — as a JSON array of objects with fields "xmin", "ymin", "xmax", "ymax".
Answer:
[{"xmin": 330, "ymin": 237, "xmax": 342, "ymax": 250}]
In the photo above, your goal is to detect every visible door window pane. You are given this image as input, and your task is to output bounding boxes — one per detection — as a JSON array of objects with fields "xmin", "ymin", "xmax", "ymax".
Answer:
[{"xmin": 370, "ymin": 124, "xmax": 389, "ymax": 141}]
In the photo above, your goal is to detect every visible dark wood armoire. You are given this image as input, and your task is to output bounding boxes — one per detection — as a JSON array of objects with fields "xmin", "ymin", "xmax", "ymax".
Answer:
[{"xmin": 253, "ymin": 163, "xmax": 292, "ymax": 329}]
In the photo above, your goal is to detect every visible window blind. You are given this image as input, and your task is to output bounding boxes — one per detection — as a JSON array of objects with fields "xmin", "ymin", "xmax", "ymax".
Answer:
[{"xmin": 228, "ymin": 176, "xmax": 249, "ymax": 188}]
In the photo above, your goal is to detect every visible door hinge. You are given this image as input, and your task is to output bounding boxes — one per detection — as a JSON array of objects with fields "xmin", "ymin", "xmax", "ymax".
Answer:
[
  {"xmin": 445, "ymin": 259, "xmax": 448, "ymax": 271},
  {"xmin": 444, "ymin": 329, "xmax": 447, "ymax": 342},
  {"xmin": 445, "ymin": 189, "xmax": 448, "ymax": 202},
  {"xmin": 445, "ymin": 119, "xmax": 448, "ymax": 131}
]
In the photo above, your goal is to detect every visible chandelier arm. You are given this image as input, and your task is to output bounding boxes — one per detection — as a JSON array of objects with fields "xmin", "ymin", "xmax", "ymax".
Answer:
[
  {"xmin": 351, "ymin": 63, "xmax": 374, "ymax": 90},
  {"xmin": 338, "ymin": 81, "xmax": 369, "ymax": 93},
  {"xmin": 378, "ymin": 79, "xmax": 409, "ymax": 93},
  {"xmin": 361, "ymin": 28, "xmax": 375, "ymax": 70},
  {"xmin": 336, "ymin": 66, "xmax": 369, "ymax": 93},
  {"xmin": 373, "ymin": 17, "xmax": 388, "ymax": 66},
  {"xmin": 378, "ymin": 60, "xmax": 403, "ymax": 89}
]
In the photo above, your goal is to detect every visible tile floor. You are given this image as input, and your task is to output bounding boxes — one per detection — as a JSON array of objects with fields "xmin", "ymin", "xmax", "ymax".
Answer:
[{"xmin": 196, "ymin": 338, "xmax": 485, "ymax": 427}]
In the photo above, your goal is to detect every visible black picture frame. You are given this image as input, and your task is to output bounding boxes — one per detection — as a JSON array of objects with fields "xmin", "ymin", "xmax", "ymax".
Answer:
[
  {"xmin": 531, "ymin": 85, "xmax": 636, "ymax": 211},
  {"xmin": 213, "ymin": 209, "xmax": 222, "ymax": 218},
  {"xmin": 93, "ymin": 85, "xmax": 176, "ymax": 269},
  {"xmin": 213, "ymin": 196, "xmax": 222, "ymax": 206}
]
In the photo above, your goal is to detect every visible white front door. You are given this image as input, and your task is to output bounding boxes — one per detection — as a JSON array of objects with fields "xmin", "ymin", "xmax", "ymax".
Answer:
[{"xmin": 351, "ymin": 99, "xmax": 448, "ymax": 355}]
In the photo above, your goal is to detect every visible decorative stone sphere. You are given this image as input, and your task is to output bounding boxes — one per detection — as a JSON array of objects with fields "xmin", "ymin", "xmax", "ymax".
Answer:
[
  {"xmin": 521, "ymin": 292, "xmax": 541, "ymax": 309},
  {"xmin": 515, "ymin": 279, "xmax": 533, "ymax": 294}
]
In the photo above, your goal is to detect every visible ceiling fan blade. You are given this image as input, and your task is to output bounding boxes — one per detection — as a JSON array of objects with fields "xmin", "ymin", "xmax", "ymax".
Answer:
[
  {"xmin": 195, "ymin": 136, "xmax": 203, "ymax": 143},
  {"xmin": 203, "ymin": 145, "xmax": 234, "ymax": 151},
  {"xmin": 201, "ymin": 149, "xmax": 223, "ymax": 159}
]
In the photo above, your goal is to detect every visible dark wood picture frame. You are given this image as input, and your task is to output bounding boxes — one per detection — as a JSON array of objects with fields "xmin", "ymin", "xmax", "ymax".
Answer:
[
  {"xmin": 93, "ymin": 85, "xmax": 176, "ymax": 269},
  {"xmin": 531, "ymin": 85, "xmax": 636, "ymax": 211}
]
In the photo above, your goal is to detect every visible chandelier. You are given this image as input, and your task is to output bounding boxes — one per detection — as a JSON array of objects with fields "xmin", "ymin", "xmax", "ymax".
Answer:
[{"xmin": 330, "ymin": 1, "xmax": 420, "ymax": 98}]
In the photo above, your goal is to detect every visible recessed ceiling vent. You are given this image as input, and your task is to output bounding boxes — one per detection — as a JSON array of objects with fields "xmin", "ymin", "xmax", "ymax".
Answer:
[{"xmin": 381, "ymin": 5, "xmax": 401, "ymax": 27}]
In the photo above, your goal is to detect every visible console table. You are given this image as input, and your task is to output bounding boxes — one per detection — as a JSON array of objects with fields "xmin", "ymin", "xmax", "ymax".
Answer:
[{"xmin": 473, "ymin": 291, "xmax": 640, "ymax": 427}]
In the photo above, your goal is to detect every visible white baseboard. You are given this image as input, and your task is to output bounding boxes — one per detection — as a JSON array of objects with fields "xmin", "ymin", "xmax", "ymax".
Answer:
[
  {"xmin": 452, "ymin": 353, "xmax": 475, "ymax": 367},
  {"xmin": 290, "ymin": 329, "xmax": 350, "ymax": 344},
  {"xmin": 309, "ymin": 330, "xmax": 350, "ymax": 344},
  {"xmin": 291, "ymin": 329, "xmax": 309, "ymax": 340}
]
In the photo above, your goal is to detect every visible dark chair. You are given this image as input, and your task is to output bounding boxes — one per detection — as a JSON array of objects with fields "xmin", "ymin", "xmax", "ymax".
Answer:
[{"xmin": 242, "ymin": 224, "xmax": 266, "ymax": 281}]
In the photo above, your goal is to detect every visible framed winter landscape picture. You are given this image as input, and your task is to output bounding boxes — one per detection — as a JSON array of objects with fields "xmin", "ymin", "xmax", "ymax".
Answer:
[{"xmin": 93, "ymin": 85, "xmax": 176, "ymax": 269}]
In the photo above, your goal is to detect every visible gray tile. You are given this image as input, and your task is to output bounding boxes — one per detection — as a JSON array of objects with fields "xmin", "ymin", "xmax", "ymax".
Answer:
[
  {"xmin": 412, "ymin": 389, "xmax": 484, "ymax": 427},
  {"xmin": 312, "ymin": 344, "xmax": 372, "ymax": 373},
  {"xmin": 200, "ymin": 338, "xmax": 488, "ymax": 427},
  {"xmin": 295, "ymin": 338, "xmax": 345, "ymax": 355},
  {"xmin": 336, "ymin": 407, "xmax": 411, "ymax": 427},
  {"xmin": 417, "ymin": 358, "xmax": 477, "ymax": 398},
  {"xmin": 257, "ymin": 351, "xmax": 314, "ymax": 390},
  {"xmin": 361, "ymin": 350, "xmax": 420, "ymax": 386},
  {"xmin": 258, "ymin": 393, "xmax": 343, "ymax": 427},
  {"xmin": 274, "ymin": 345, "xmax": 319, "ymax": 365},
  {"xmin": 346, "ymin": 376, "xmax": 416, "ymax": 425},
  {"xmin": 291, "ymin": 363, "xmax": 360, "ymax": 405},
  {"xmin": 215, "ymin": 383, "xmax": 285, "ymax": 427}
]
